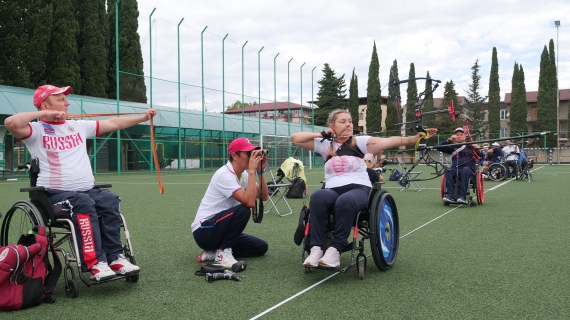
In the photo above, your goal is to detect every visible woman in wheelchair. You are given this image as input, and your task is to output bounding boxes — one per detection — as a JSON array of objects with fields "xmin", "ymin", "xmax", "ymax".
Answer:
[
  {"xmin": 4, "ymin": 84, "xmax": 155, "ymax": 282},
  {"xmin": 436, "ymin": 127, "xmax": 482, "ymax": 204},
  {"xmin": 291, "ymin": 109, "xmax": 437, "ymax": 268}
]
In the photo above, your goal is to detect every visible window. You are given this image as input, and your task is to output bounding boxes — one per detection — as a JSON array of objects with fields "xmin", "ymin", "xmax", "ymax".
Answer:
[
  {"xmin": 500, "ymin": 109, "xmax": 508, "ymax": 120},
  {"xmin": 500, "ymin": 127, "xmax": 508, "ymax": 138},
  {"xmin": 359, "ymin": 113, "xmax": 364, "ymax": 120}
]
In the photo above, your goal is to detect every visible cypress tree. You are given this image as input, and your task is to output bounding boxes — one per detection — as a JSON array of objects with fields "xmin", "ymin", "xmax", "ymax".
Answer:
[
  {"xmin": 0, "ymin": 0, "xmax": 30, "ymax": 87},
  {"xmin": 405, "ymin": 63, "xmax": 417, "ymax": 131},
  {"xmin": 314, "ymin": 63, "xmax": 346, "ymax": 126},
  {"xmin": 26, "ymin": 0, "xmax": 53, "ymax": 88},
  {"xmin": 108, "ymin": 0, "xmax": 147, "ymax": 103},
  {"xmin": 385, "ymin": 60, "xmax": 400, "ymax": 136},
  {"xmin": 46, "ymin": 0, "xmax": 81, "ymax": 91},
  {"xmin": 519, "ymin": 65, "xmax": 528, "ymax": 130},
  {"xmin": 510, "ymin": 63, "xmax": 527, "ymax": 133},
  {"xmin": 435, "ymin": 80, "xmax": 463, "ymax": 135},
  {"xmin": 549, "ymin": 39, "xmax": 559, "ymax": 140},
  {"xmin": 487, "ymin": 47, "xmax": 501, "ymax": 140},
  {"xmin": 466, "ymin": 58, "xmax": 486, "ymax": 134},
  {"xmin": 347, "ymin": 68, "xmax": 359, "ymax": 129},
  {"xmin": 422, "ymin": 71, "xmax": 435, "ymax": 129},
  {"xmin": 78, "ymin": 0, "xmax": 109, "ymax": 98},
  {"xmin": 366, "ymin": 41, "xmax": 381, "ymax": 134},
  {"xmin": 537, "ymin": 45, "xmax": 557, "ymax": 146}
]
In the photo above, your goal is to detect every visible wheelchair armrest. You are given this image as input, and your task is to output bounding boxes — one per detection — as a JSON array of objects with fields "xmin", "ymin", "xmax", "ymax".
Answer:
[
  {"xmin": 94, "ymin": 184, "xmax": 112, "ymax": 189},
  {"xmin": 20, "ymin": 186, "xmax": 47, "ymax": 193}
]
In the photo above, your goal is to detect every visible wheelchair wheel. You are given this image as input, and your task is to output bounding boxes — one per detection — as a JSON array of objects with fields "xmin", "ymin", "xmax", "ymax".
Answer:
[
  {"xmin": 476, "ymin": 171, "xmax": 484, "ymax": 205},
  {"xmin": 369, "ymin": 190, "xmax": 399, "ymax": 271},
  {"xmin": 488, "ymin": 163, "xmax": 507, "ymax": 181},
  {"xmin": 65, "ymin": 279, "xmax": 79, "ymax": 299},
  {"xmin": 0, "ymin": 200, "xmax": 44, "ymax": 246}
]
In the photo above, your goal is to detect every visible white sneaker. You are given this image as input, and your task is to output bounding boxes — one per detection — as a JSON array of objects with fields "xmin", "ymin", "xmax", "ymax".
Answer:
[
  {"xmin": 109, "ymin": 254, "xmax": 140, "ymax": 276},
  {"xmin": 196, "ymin": 250, "xmax": 216, "ymax": 263},
  {"xmin": 319, "ymin": 247, "xmax": 340, "ymax": 268},
  {"xmin": 303, "ymin": 246, "xmax": 323, "ymax": 267},
  {"xmin": 215, "ymin": 248, "xmax": 238, "ymax": 267},
  {"xmin": 90, "ymin": 261, "xmax": 116, "ymax": 281}
]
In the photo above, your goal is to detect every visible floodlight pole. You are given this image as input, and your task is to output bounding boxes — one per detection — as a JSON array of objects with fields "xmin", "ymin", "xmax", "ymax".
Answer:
[
  {"xmin": 555, "ymin": 20, "xmax": 561, "ymax": 163},
  {"xmin": 115, "ymin": 0, "xmax": 121, "ymax": 175},
  {"xmin": 242, "ymin": 41, "xmax": 248, "ymax": 135},
  {"xmin": 177, "ymin": 18, "xmax": 184, "ymax": 172},
  {"xmin": 273, "ymin": 53, "xmax": 279, "ymax": 135},
  {"xmin": 201, "ymin": 26, "xmax": 208, "ymax": 171},
  {"xmin": 149, "ymin": 8, "xmax": 156, "ymax": 173}
]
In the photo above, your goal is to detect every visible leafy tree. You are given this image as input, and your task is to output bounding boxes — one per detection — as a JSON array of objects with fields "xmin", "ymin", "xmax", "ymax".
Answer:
[
  {"xmin": 510, "ymin": 63, "xmax": 527, "ymax": 133},
  {"xmin": 365, "ymin": 42, "xmax": 381, "ymax": 134},
  {"xmin": 46, "ymin": 0, "xmax": 81, "ymax": 91},
  {"xmin": 385, "ymin": 60, "xmax": 400, "ymax": 136},
  {"xmin": 314, "ymin": 63, "xmax": 347, "ymax": 126},
  {"xmin": 405, "ymin": 63, "xmax": 417, "ymax": 133},
  {"xmin": 77, "ymin": 0, "xmax": 109, "ymax": 98},
  {"xmin": 487, "ymin": 47, "xmax": 501, "ymax": 140},
  {"xmin": 435, "ymin": 80, "xmax": 463, "ymax": 135},
  {"xmin": 0, "ymin": 0, "xmax": 30, "ymax": 87},
  {"xmin": 466, "ymin": 58, "xmax": 487, "ymax": 134},
  {"xmin": 422, "ymin": 71, "xmax": 435, "ymax": 129},
  {"xmin": 26, "ymin": 0, "xmax": 53, "ymax": 88},
  {"xmin": 347, "ymin": 68, "xmax": 359, "ymax": 130},
  {"xmin": 107, "ymin": 0, "xmax": 147, "ymax": 103},
  {"xmin": 225, "ymin": 100, "xmax": 256, "ymax": 110},
  {"xmin": 537, "ymin": 45, "xmax": 557, "ymax": 147}
]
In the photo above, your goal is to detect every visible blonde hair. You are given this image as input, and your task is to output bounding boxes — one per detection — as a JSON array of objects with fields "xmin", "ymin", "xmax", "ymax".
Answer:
[{"xmin": 327, "ymin": 109, "xmax": 356, "ymax": 157}]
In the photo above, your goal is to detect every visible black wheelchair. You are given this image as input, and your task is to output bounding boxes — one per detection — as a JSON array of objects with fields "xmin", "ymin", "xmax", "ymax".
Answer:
[
  {"xmin": 293, "ymin": 168, "xmax": 399, "ymax": 279},
  {"xmin": 0, "ymin": 159, "xmax": 139, "ymax": 298},
  {"xmin": 440, "ymin": 169, "xmax": 484, "ymax": 207}
]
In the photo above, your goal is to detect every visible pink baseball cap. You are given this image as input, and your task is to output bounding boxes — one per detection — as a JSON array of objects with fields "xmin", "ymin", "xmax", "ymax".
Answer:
[
  {"xmin": 33, "ymin": 85, "xmax": 72, "ymax": 108},
  {"xmin": 228, "ymin": 137, "xmax": 260, "ymax": 154}
]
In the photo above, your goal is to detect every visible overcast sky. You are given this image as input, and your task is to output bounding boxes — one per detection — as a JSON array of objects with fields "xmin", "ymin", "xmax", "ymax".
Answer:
[{"xmin": 134, "ymin": 0, "xmax": 569, "ymax": 113}]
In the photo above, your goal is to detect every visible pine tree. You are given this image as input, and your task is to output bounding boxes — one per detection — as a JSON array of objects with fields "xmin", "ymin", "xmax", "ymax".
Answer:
[
  {"xmin": 385, "ymin": 60, "xmax": 400, "ymax": 136},
  {"xmin": 510, "ymin": 63, "xmax": 527, "ymax": 133},
  {"xmin": 46, "ymin": 0, "xmax": 81, "ymax": 91},
  {"xmin": 435, "ymin": 80, "xmax": 463, "ymax": 135},
  {"xmin": 26, "ymin": 0, "xmax": 53, "ymax": 88},
  {"xmin": 107, "ymin": 0, "xmax": 147, "ymax": 103},
  {"xmin": 366, "ymin": 41, "xmax": 381, "ymax": 134},
  {"xmin": 0, "ymin": 0, "xmax": 30, "ymax": 87},
  {"xmin": 487, "ymin": 47, "xmax": 501, "ymax": 140},
  {"xmin": 347, "ymin": 68, "xmax": 359, "ymax": 130},
  {"xmin": 405, "ymin": 63, "xmax": 417, "ymax": 132},
  {"xmin": 537, "ymin": 45, "xmax": 557, "ymax": 146},
  {"xmin": 466, "ymin": 58, "xmax": 486, "ymax": 134},
  {"xmin": 314, "ymin": 63, "xmax": 346, "ymax": 126},
  {"xmin": 78, "ymin": 0, "xmax": 109, "ymax": 98},
  {"xmin": 422, "ymin": 71, "xmax": 435, "ymax": 129}
]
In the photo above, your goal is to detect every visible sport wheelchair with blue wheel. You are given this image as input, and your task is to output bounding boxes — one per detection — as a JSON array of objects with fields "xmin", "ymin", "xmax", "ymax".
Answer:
[
  {"xmin": 293, "ymin": 168, "xmax": 399, "ymax": 279},
  {"xmin": 0, "ymin": 159, "xmax": 139, "ymax": 298},
  {"xmin": 440, "ymin": 170, "xmax": 484, "ymax": 207}
]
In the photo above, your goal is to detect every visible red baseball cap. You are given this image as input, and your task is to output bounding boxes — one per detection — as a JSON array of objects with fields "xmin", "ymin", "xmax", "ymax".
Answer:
[
  {"xmin": 33, "ymin": 84, "xmax": 72, "ymax": 108},
  {"xmin": 228, "ymin": 137, "xmax": 260, "ymax": 154}
]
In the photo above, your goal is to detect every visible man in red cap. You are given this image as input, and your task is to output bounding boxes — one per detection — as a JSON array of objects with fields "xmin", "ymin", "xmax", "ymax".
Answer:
[
  {"xmin": 192, "ymin": 137, "xmax": 269, "ymax": 267},
  {"xmin": 4, "ymin": 84, "xmax": 156, "ymax": 281},
  {"xmin": 436, "ymin": 127, "xmax": 481, "ymax": 204}
]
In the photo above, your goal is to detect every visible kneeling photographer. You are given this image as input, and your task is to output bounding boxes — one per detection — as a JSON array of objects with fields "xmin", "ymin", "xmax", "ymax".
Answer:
[{"xmin": 192, "ymin": 138, "xmax": 269, "ymax": 270}]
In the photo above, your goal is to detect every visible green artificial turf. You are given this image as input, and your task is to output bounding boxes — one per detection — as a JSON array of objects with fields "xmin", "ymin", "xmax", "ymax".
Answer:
[{"xmin": 0, "ymin": 165, "xmax": 568, "ymax": 319}]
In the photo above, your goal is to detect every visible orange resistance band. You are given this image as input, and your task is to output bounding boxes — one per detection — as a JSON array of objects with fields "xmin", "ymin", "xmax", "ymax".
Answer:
[{"xmin": 66, "ymin": 112, "xmax": 164, "ymax": 194}]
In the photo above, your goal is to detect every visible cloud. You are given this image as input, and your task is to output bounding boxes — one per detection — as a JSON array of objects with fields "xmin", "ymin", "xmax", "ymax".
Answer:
[{"xmin": 135, "ymin": 0, "xmax": 570, "ymax": 109}]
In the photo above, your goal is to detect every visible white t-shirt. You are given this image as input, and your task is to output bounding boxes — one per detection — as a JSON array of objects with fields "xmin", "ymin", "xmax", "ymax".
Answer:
[
  {"xmin": 502, "ymin": 145, "xmax": 520, "ymax": 161},
  {"xmin": 22, "ymin": 120, "xmax": 99, "ymax": 191},
  {"xmin": 313, "ymin": 136, "xmax": 371, "ymax": 189},
  {"xmin": 191, "ymin": 161, "xmax": 251, "ymax": 232}
]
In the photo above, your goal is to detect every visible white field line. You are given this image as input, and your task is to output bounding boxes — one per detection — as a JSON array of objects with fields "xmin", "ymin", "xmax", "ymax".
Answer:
[{"xmin": 249, "ymin": 165, "xmax": 545, "ymax": 320}]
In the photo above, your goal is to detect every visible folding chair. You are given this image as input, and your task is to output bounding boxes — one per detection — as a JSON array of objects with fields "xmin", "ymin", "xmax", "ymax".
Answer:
[
  {"xmin": 396, "ymin": 154, "xmax": 421, "ymax": 192},
  {"xmin": 263, "ymin": 165, "xmax": 293, "ymax": 217}
]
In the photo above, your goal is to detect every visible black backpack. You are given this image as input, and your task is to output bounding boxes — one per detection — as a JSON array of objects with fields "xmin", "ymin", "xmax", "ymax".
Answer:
[{"xmin": 286, "ymin": 177, "xmax": 306, "ymax": 198}]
